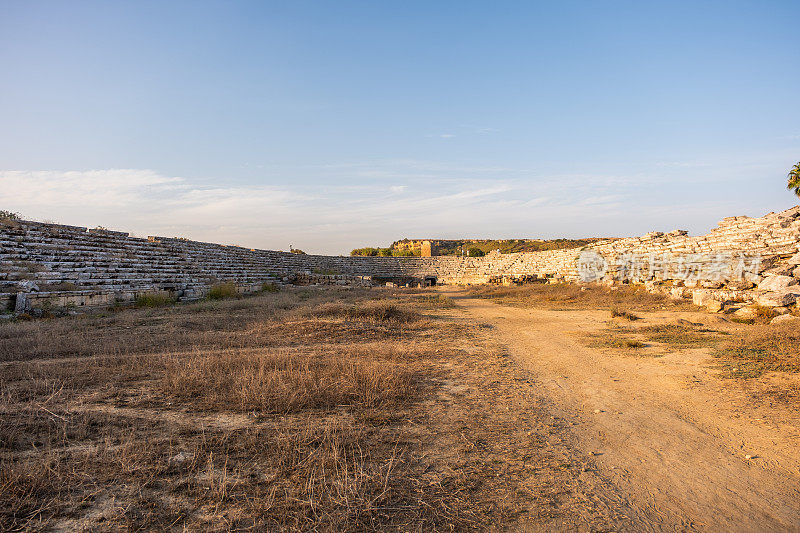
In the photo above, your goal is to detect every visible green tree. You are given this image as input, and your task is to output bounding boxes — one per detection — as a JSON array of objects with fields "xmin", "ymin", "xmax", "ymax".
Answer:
[
  {"xmin": 467, "ymin": 247, "xmax": 486, "ymax": 257},
  {"xmin": 350, "ymin": 247, "xmax": 379, "ymax": 256},
  {"xmin": 788, "ymin": 161, "xmax": 800, "ymax": 197}
]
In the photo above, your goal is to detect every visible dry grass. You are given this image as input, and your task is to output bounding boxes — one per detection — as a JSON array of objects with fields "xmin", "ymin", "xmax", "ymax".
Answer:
[
  {"xmin": 714, "ymin": 322, "xmax": 800, "ymax": 378},
  {"xmin": 585, "ymin": 331, "xmax": 647, "ymax": 351},
  {"xmin": 2, "ymin": 287, "xmax": 591, "ymax": 531},
  {"xmin": 0, "ymin": 290, "xmax": 400, "ymax": 363},
  {"xmin": 134, "ymin": 291, "xmax": 175, "ymax": 308},
  {"xmin": 162, "ymin": 348, "xmax": 416, "ymax": 413},
  {"xmin": 308, "ymin": 300, "xmax": 420, "ymax": 324},
  {"xmin": 638, "ymin": 324, "xmax": 724, "ymax": 348},
  {"xmin": 586, "ymin": 314, "xmax": 799, "ymax": 382},
  {"xmin": 600, "ymin": 319, "xmax": 800, "ymax": 379},
  {"xmin": 587, "ymin": 321, "xmax": 726, "ymax": 355},
  {"xmin": 469, "ymin": 283, "xmax": 689, "ymax": 312},
  {"xmin": 207, "ymin": 281, "xmax": 238, "ymax": 300},
  {"xmin": 416, "ymin": 293, "xmax": 457, "ymax": 308}
]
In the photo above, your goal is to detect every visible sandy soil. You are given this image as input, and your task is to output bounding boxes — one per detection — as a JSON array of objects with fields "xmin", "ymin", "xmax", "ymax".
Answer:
[{"xmin": 442, "ymin": 288, "xmax": 800, "ymax": 532}]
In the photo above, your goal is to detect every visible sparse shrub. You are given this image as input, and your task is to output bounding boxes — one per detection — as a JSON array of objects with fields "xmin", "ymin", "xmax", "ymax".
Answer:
[
  {"xmin": 621, "ymin": 339, "xmax": 645, "ymax": 348},
  {"xmin": 207, "ymin": 282, "xmax": 238, "ymax": 300},
  {"xmin": 610, "ymin": 308, "xmax": 641, "ymax": 321},
  {"xmin": 135, "ymin": 292, "xmax": 175, "ymax": 308},
  {"xmin": 0, "ymin": 210, "xmax": 20, "ymax": 220},
  {"xmin": 589, "ymin": 333, "xmax": 645, "ymax": 350},
  {"xmin": 261, "ymin": 282, "xmax": 280, "ymax": 293},
  {"xmin": 752, "ymin": 304, "xmax": 777, "ymax": 322}
]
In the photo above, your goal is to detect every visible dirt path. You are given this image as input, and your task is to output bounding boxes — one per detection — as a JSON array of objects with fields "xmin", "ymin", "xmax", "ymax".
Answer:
[{"xmin": 443, "ymin": 288, "xmax": 800, "ymax": 532}]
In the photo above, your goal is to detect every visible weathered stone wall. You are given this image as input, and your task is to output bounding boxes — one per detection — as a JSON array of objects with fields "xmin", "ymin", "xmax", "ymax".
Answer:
[{"xmin": 3, "ymin": 206, "xmax": 800, "ymax": 315}]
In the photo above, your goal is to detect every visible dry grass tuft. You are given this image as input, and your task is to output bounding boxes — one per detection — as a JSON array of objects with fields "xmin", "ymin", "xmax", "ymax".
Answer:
[
  {"xmin": 610, "ymin": 308, "xmax": 640, "ymax": 321},
  {"xmin": 310, "ymin": 300, "xmax": 420, "ymax": 323},
  {"xmin": 638, "ymin": 324, "xmax": 723, "ymax": 348},
  {"xmin": 470, "ymin": 283, "xmax": 689, "ymax": 312},
  {"xmin": 714, "ymin": 322, "xmax": 800, "ymax": 378},
  {"xmin": 587, "ymin": 322, "xmax": 726, "ymax": 355},
  {"xmin": 416, "ymin": 294, "xmax": 457, "ymax": 308},
  {"xmin": 162, "ymin": 349, "xmax": 417, "ymax": 413},
  {"xmin": 134, "ymin": 292, "xmax": 175, "ymax": 308},
  {"xmin": 586, "ymin": 331, "xmax": 646, "ymax": 351},
  {"xmin": 207, "ymin": 281, "xmax": 238, "ymax": 300}
]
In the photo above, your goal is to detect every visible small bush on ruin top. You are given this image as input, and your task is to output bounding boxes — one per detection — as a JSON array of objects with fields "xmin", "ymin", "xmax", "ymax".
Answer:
[
  {"xmin": 261, "ymin": 282, "xmax": 280, "ymax": 293},
  {"xmin": 135, "ymin": 292, "xmax": 175, "ymax": 308},
  {"xmin": 207, "ymin": 282, "xmax": 238, "ymax": 300}
]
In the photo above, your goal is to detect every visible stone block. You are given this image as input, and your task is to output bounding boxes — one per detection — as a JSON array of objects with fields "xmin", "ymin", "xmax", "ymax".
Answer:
[
  {"xmin": 734, "ymin": 306, "xmax": 758, "ymax": 319},
  {"xmin": 757, "ymin": 275, "xmax": 798, "ymax": 292},
  {"xmin": 669, "ymin": 287, "xmax": 687, "ymax": 300},
  {"xmin": 14, "ymin": 293, "xmax": 30, "ymax": 314},
  {"xmin": 755, "ymin": 290, "xmax": 800, "ymax": 308},
  {"xmin": 692, "ymin": 289, "xmax": 714, "ymax": 307},
  {"xmin": 770, "ymin": 314, "xmax": 800, "ymax": 325},
  {"xmin": 727, "ymin": 280, "xmax": 755, "ymax": 290},
  {"xmin": 763, "ymin": 265, "xmax": 795, "ymax": 277}
]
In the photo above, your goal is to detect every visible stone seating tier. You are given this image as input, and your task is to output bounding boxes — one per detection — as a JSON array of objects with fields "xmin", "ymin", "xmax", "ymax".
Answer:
[{"xmin": 3, "ymin": 206, "xmax": 800, "ymax": 313}]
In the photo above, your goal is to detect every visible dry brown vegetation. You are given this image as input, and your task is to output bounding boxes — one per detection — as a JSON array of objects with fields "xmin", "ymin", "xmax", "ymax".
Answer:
[
  {"xmin": 0, "ymin": 287, "xmax": 622, "ymax": 531},
  {"xmin": 469, "ymin": 283, "xmax": 690, "ymax": 312},
  {"xmin": 586, "ymin": 323, "xmax": 724, "ymax": 354},
  {"xmin": 713, "ymin": 322, "xmax": 800, "ymax": 378},
  {"xmin": 7, "ymin": 282, "xmax": 795, "ymax": 531},
  {"xmin": 475, "ymin": 284, "xmax": 800, "ymax": 384}
]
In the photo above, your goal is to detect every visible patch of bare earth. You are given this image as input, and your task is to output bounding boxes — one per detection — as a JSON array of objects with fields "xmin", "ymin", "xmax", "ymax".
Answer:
[{"xmin": 0, "ymin": 288, "xmax": 628, "ymax": 531}]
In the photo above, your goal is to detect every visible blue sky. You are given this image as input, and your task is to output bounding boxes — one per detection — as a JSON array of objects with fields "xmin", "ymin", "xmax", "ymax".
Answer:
[{"xmin": 1, "ymin": 1, "xmax": 799, "ymax": 254}]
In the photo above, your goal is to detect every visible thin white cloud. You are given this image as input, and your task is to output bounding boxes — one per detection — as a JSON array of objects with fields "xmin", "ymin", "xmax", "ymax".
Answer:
[
  {"xmin": 2, "ymin": 168, "xmax": 611, "ymax": 252},
  {"xmin": 2, "ymin": 163, "xmax": 787, "ymax": 254}
]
